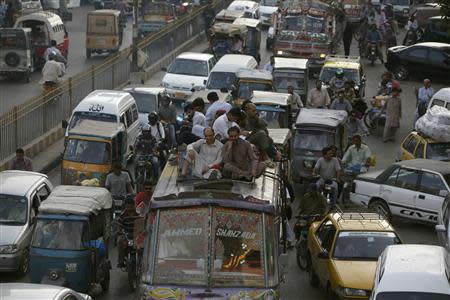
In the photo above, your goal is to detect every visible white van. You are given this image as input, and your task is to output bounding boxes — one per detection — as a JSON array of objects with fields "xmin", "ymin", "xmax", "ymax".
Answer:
[
  {"xmin": 371, "ymin": 244, "xmax": 450, "ymax": 300},
  {"xmin": 429, "ymin": 87, "xmax": 450, "ymax": 111},
  {"xmin": 228, "ymin": 0, "xmax": 259, "ymax": 19},
  {"xmin": 63, "ymin": 90, "xmax": 141, "ymax": 157}
]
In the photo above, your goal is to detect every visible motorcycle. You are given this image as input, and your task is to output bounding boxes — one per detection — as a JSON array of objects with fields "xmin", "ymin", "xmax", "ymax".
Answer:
[
  {"xmin": 339, "ymin": 164, "xmax": 367, "ymax": 206},
  {"xmin": 294, "ymin": 214, "xmax": 322, "ymax": 270},
  {"xmin": 367, "ymin": 43, "xmax": 377, "ymax": 66}
]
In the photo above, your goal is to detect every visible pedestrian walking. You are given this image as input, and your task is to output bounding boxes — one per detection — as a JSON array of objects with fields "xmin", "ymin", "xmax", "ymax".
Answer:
[
  {"xmin": 413, "ymin": 79, "xmax": 434, "ymax": 129},
  {"xmin": 10, "ymin": 148, "xmax": 33, "ymax": 171},
  {"xmin": 382, "ymin": 81, "xmax": 402, "ymax": 143},
  {"xmin": 343, "ymin": 23, "xmax": 353, "ymax": 56}
]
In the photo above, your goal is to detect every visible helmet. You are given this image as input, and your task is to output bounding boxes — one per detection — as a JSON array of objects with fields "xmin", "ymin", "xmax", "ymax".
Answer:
[
  {"xmin": 148, "ymin": 111, "xmax": 159, "ymax": 122},
  {"xmin": 48, "ymin": 51, "xmax": 57, "ymax": 61},
  {"xmin": 335, "ymin": 68, "xmax": 344, "ymax": 77},
  {"xmin": 391, "ymin": 80, "xmax": 401, "ymax": 91}
]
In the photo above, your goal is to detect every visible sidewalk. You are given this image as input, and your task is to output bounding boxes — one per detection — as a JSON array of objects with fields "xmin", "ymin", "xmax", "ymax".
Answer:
[{"xmin": 33, "ymin": 41, "xmax": 209, "ymax": 174}]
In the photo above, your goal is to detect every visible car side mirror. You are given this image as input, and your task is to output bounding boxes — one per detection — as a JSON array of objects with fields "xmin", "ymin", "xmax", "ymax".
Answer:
[
  {"xmin": 161, "ymin": 67, "xmax": 167, "ymax": 72},
  {"xmin": 439, "ymin": 190, "xmax": 449, "ymax": 197},
  {"xmin": 62, "ymin": 120, "xmax": 68, "ymax": 129},
  {"xmin": 317, "ymin": 250, "xmax": 329, "ymax": 259},
  {"xmin": 436, "ymin": 224, "xmax": 446, "ymax": 233},
  {"xmin": 203, "ymin": 79, "xmax": 207, "ymax": 85}
]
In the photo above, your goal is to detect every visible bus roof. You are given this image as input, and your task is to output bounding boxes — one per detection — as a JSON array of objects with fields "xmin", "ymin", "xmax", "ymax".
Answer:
[{"xmin": 151, "ymin": 162, "xmax": 281, "ymax": 214}]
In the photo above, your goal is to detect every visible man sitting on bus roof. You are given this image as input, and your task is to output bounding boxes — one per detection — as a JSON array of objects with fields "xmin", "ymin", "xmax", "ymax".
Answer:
[
  {"xmin": 222, "ymin": 126, "xmax": 266, "ymax": 181},
  {"xmin": 181, "ymin": 127, "xmax": 223, "ymax": 179}
]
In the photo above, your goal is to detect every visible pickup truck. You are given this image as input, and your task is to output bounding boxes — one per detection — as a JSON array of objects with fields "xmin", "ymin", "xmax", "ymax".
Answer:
[{"xmin": 350, "ymin": 159, "xmax": 450, "ymax": 224}]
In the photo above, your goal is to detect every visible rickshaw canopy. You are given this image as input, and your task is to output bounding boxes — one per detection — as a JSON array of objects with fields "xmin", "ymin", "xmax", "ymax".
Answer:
[
  {"xmin": 233, "ymin": 17, "xmax": 261, "ymax": 28},
  {"xmin": 215, "ymin": 9, "xmax": 246, "ymax": 22},
  {"xmin": 295, "ymin": 108, "xmax": 347, "ymax": 128},
  {"xmin": 68, "ymin": 119, "xmax": 125, "ymax": 139},
  {"xmin": 14, "ymin": 10, "xmax": 63, "ymax": 27},
  {"xmin": 268, "ymin": 128, "xmax": 292, "ymax": 146},
  {"xmin": 274, "ymin": 57, "xmax": 309, "ymax": 70},
  {"xmin": 39, "ymin": 185, "xmax": 113, "ymax": 215},
  {"xmin": 87, "ymin": 9, "xmax": 121, "ymax": 17},
  {"xmin": 236, "ymin": 68, "xmax": 273, "ymax": 81},
  {"xmin": 251, "ymin": 90, "xmax": 290, "ymax": 106},
  {"xmin": 211, "ymin": 22, "xmax": 248, "ymax": 37}
]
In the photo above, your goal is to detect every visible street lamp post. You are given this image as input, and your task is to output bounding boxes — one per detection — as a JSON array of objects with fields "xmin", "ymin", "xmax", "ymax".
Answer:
[{"xmin": 132, "ymin": 0, "xmax": 138, "ymax": 72}]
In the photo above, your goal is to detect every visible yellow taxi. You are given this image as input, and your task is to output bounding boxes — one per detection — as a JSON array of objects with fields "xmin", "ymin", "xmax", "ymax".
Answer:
[
  {"xmin": 400, "ymin": 131, "xmax": 450, "ymax": 161},
  {"xmin": 307, "ymin": 212, "xmax": 402, "ymax": 299},
  {"xmin": 319, "ymin": 55, "xmax": 366, "ymax": 97}
]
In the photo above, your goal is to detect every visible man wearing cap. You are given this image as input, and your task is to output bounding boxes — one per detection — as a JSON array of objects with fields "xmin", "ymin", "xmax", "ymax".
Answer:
[{"xmin": 205, "ymin": 92, "xmax": 232, "ymax": 126}]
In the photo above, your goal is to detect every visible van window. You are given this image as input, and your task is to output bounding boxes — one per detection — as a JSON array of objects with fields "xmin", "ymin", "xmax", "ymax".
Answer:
[
  {"xmin": 419, "ymin": 172, "xmax": 447, "ymax": 196},
  {"xmin": 403, "ymin": 134, "xmax": 418, "ymax": 154},
  {"xmin": 125, "ymin": 109, "xmax": 133, "ymax": 127},
  {"xmin": 120, "ymin": 113, "xmax": 126, "ymax": 127},
  {"xmin": 131, "ymin": 104, "xmax": 139, "ymax": 122},
  {"xmin": 36, "ymin": 184, "xmax": 50, "ymax": 201}
]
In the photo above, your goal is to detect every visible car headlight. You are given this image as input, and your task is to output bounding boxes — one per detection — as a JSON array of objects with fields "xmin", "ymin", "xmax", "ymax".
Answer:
[
  {"xmin": 0, "ymin": 244, "xmax": 19, "ymax": 254},
  {"xmin": 161, "ymin": 82, "xmax": 169, "ymax": 88},
  {"xmin": 336, "ymin": 286, "xmax": 368, "ymax": 297},
  {"xmin": 277, "ymin": 50, "xmax": 283, "ymax": 55},
  {"xmin": 303, "ymin": 160, "xmax": 314, "ymax": 169},
  {"xmin": 354, "ymin": 85, "xmax": 360, "ymax": 90},
  {"xmin": 319, "ymin": 53, "xmax": 326, "ymax": 58}
]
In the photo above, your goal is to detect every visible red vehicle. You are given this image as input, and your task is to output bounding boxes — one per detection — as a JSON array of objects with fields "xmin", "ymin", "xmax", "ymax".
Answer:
[{"xmin": 14, "ymin": 11, "xmax": 69, "ymax": 68}]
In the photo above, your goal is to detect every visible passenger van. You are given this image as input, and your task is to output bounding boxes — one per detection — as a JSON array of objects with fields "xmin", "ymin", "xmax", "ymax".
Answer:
[
  {"xmin": 62, "ymin": 90, "xmax": 140, "ymax": 159},
  {"xmin": 429, "ymin": 87, "xmax": 450, "ymax": 111},
  {"xmin": 227, "ymin": 0, "xmax": 259, "ymax": 19},
  {"xmin": 14, "ymin": 11, "xmax": 68, "ymax": 67}
]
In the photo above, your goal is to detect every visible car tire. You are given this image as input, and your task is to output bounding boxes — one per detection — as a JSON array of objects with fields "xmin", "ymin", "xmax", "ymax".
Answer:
[
  {"xmin": 5, "ymin": 52, "xmax": 20, "ymax": 67},
  {"xmin": 16, "ymin": 249, "xmax": 29, "ymax": 277},
  {"xmin": 393, "ymin": 65, "xmax": 409, "ymax": 81},
  {"xmin": 308, "ymin": 262, "xmax": 319, "ymax": 288},
  {"xmin": 369, "ymin": 199, "xmax": 391, "ymax": 221}
]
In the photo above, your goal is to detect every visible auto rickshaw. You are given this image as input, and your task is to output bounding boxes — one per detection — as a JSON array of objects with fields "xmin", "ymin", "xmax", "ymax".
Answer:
[
  {"xmin": 233, "ymin": 17, "xmax": 261, "ymax": 62},
  {"xmin": 139, "ymin": 156, "xmax": 289, "ymax": 299},
  {"xmin": 231, "ymin": 68, "xmax": 274, "ymax": 105},
  {"xmin": 250, "ymin": 90, "xmax": 292, "ymax": 128},
  {"xmin": 209, "ymin": 22, "xmax": 248, "ymax": 58},
  {"xmin": 214, "ymin": 9, "xmax": 245, "ymax": 24},
  {"xmin": 291, "ymin": 108, "xmax": 348, "ymax": 182},
  {"xmin": 30, "ymin": 185, "xmax": 112, "ymax": 294},
  {"xmin": 138, "ymin": 1, "xmax": 176, "ymax": 37},
  {"xmin": 0, "ymin": 28, "xmax": 34, "ymax": 82},
  {"xmin": 86, "ymin": 9, "xmax": 125, "ymax": 58},
  {"xmin": 61, "ymin": 119, "xmax": 128, "ymax": 185},
  {"xmin": 273, "ymin": 57, "xmax": 309, "ymax": 103}
]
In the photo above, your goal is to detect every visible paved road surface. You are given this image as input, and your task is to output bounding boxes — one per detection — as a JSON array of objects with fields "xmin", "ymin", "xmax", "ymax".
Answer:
[
  {"xmin": 0, "ymin": 5, "xmax": 133, "ymax": 114},
  {"xmin": 0, "ymin": 28, "xmax": 444, "ymax": 299}
]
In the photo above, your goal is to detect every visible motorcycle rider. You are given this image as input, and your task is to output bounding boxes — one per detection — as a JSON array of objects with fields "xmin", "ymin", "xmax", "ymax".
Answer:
[
  {"xmin": 158, "ymin": 95, "xmax": 177, "ymax": 148},
  {"xmin": 329, "ymin": 68, "xmax": 348, "ymax": 94},
  {"xmin": 144, "ymin": 112, "xmax": 165, "ymax": 179},
  {"xmin": 366, "ymin": 23, "xmax": 384, "ymax": 64},
  {"xmin": 41, "ymin": 51, "xmax": 65, "ymax": 92},
  {"xmin": 105, "ymin": 162, "xmax": 134, "ymax": 198},
  {"xmin": 116, "ymin": 195, "xmax": 139, "ymax": 268},
  {"xmin": 377, "ymin": 72, "xmax": 393, "ymax": 96},
  {"xmin": 313, "ymin": 146, "xmax": 341, "ymax": 206},
  {"xmin": 298, "ymin": 183, "xmax": 329, "ymax": 217},
  {"xmin": 342, "ymin": 134, "xmax": 372, "ymax": 173}
]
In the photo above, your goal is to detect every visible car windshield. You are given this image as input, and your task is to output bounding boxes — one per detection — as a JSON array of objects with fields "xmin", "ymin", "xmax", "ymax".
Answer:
[
  {"xmin": 238, "ymin": 82, "xmax": 273, "ymax": 99},
  {"xmin": 32, "ymin": 220, "xmax": 88, "ymax": 250},
  {"xmin": 69, "ymin": 111, "xmax": 117, "ymax": 130},
  {"xmin": 257, "ymin": 106, "xmax": 288, "ymax": 128},
  {"xmin": 0, "ymin": 195, "xmax": 28, "ymax": 224},
  {"xmin": 273, "ymin": 71, "xmax": 306, "ymax": 92},
  {"xmin": 0, "ymin": 32, "xmax": 27, "ymax": 49},
  {"xmin": 430, "ymin": 99, "xmax": 450, "ymax": 111},
  {"xmin": 261, "ymin": 0, "xmax": 278, "ymax": 6},
  {"xmin": 376, "ymin": 292, "xmax": 450, "ymax": 300},
  {"xmin": 63, "ymin": 139, "xmax": 111, "ymax": 164},
  {"xmin": 333, "ymin": 231, "xmax": 400, "ymax": 260},
  {"xmin": 283, "ymin": 15, "xmax": 325, "ymax": 32},
  {"xmin": 129, "ymin": 92, "xmax": 158, "ymax": 114},
  {"xmin": 320, "ymin": 67, "xmax": 360, "ymax": 85},
  {"xmin": 207, "ymin": 72, "xmax": 236, "ymax": 90},
  {"xmin": 426, "ymin": 143, "xmax": 450, "ymax": 161},
  {"xmin": 151, "ymin": 207, "xmax": 267, "ymax": 287},
  {"xmin": 167, "ymin": 58, "xmax": 208, "ymax": 77},
  {"xmin": 294, "ymin": 129, "xmax": 334, "ymax": 151}
]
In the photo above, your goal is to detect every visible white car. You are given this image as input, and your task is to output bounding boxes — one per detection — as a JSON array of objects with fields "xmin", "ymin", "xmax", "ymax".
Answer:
[
  {"xmin": 161, "ymin": 52, "xmax": 216, "ymax": 101},
  {"xmin": 123, "ymin": 86, "xmax": 165, "ymax": 128},
  {"xmin": 259, "ymin": 0, "xmax": 278, "ymax": 27},
  {"xmin": 371, "ymin": 244, "xmax": 450, "ymax": 300},
  {"xmin": 0, "ymin": 283, "xmax": 91, "ymax": 299},
  {"xmin": 227, "ymin": 0, "xmax": 259, "ymax": 19},
  {"xmin": 350, "ymin": 159, "xmax": 450, "ymax": 223}
]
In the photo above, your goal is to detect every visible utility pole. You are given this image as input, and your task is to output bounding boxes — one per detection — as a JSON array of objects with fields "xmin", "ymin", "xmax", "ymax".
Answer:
[{"xmin": 132, "ymin": 0, "xmax": 139, "ymax": 72}]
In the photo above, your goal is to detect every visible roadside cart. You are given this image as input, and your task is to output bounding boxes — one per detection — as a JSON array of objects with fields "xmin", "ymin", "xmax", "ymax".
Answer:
[
  {"xmin": 138, "ymin": 158, "xmax": 289, "ymax": 299},
  {"xmin": 30, "ymin": 185, "xmax": 112, "ymax": 294},
  {"xmin": 291, "ymin": 109, "xmax": 348, "ymax": 182},
  {"xmin": 273, "ymin": 57, "xmax": 309, "ymax": 102}
]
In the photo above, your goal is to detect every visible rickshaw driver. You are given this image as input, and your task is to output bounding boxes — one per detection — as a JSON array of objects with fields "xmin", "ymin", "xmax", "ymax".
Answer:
[
  {"xmin": 298, "ymin": 183, "xmax": 328, "ymax": 217},
  {"xmin": 48, "ymin": 222, "xmax": 82, "ymax": 250},
  {"xmin": 117, "ymin": 196, "xmax": 139, "ymax": 267},
  {"xmin": 135, "ymin": 181, "xmax": 153, "ymax": 216},
  {"xmin": 342, "ymin": 134, "xmax": 372, "ymax": 173},
  {"xmin": 312, "ymin": 146, "xmax": 342, "ymax": 206},
  {"xmin": 105, "ymin": 162, "xmax": 134, "ymax": 198}
]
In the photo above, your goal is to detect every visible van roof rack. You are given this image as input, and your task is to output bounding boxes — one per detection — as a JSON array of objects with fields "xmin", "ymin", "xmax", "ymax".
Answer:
[
  {"xmin": 333, "ymin": 205, "xmax": 387, "ymax": 222},
  {"xmin": 325, "ymin": 54, "xmax": 360, "ymax": 63}
]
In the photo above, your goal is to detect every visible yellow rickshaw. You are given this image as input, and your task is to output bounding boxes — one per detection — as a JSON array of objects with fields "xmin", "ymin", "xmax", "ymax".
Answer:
[
  {"xmin": 86, "ymin": 9, "xmax": 124, "ymax": 58},
  {"xmin": 61, "ymin": 119, "xmax": 127, "ymax": 186}
]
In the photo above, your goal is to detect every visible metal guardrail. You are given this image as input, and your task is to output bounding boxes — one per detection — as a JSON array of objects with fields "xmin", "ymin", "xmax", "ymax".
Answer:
[{"xmin": 0, "ymin": 0, "xmax": 230, "ymax": 161}]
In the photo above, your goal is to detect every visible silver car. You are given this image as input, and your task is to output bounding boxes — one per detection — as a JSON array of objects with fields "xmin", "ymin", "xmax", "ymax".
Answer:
[
  {"xmin": 0, "ymin": 283, "xmax": 91, "ymax": 300},
  {"xmin": 436, "ymin": 192, "xmax": 450, "ymax": 251},
  {"xmin": 0, "ymin": 171, "xmax": 53, "ymax": 275}
]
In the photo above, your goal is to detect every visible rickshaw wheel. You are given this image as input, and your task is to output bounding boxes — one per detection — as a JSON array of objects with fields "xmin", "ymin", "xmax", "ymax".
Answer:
[
  {"xmin": 101, "ymin": 269, "xmax": 110, "ymax": 291},
  {"xmin": 17, "ymin": 249, "xmax": 29, "ymax": 276}
]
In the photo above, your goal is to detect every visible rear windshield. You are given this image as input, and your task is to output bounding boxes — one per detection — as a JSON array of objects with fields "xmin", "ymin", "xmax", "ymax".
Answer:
[
  {"xmin": 32, "ymin": 220, "xmax": 89, "ymax": 250},
  {"xmin": 430, "ymin": 99, "xmax": 450, "ymax": 111},
  {"xmin": 64, "ymin": 139, "xmax": 111, "ymax": 164},
  {"xmin": 376, "ymin": 292, "xmax": 450, "ymax": 300},
  {"xmin": 294, "ymin": 129, "xmax": 334, "ymax": 151},
  {"xmin": 0, "ymin": 31, "xmax": 27, "ymax": 49},
  {"xmin": 320, "ymin": 67, "xmax": 359, "ymax": 85},
  {"xmin": 207, "ymin": 72, "xmax": 236, "ymax": 90},
  {"xmin": 426, "ymin": 143, "xmax": 450, "ymax": 161},
  {"xmin": 88, "ymin": 15, "xmax": 116, "ymax": 34},
  {"xmin": 167, "ymin": 58, "xmax": 209, "ymax": 77},
  {"xmin": 273, "ymin": 71, "xmax": 306, "ymax": 92},
  {"xmin": 129, "ymin": 92, "xmax": 158, "ymax": 114}
]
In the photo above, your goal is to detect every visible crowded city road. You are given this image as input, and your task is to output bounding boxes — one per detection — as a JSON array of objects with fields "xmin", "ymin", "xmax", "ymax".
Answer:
[
  {"xmin": 0, "ymin": 5, "xmax": 133, "ymax": 114},
  {"xmin": 8, "ymin": 27, "xmax": 440, "ymax": 299}
]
